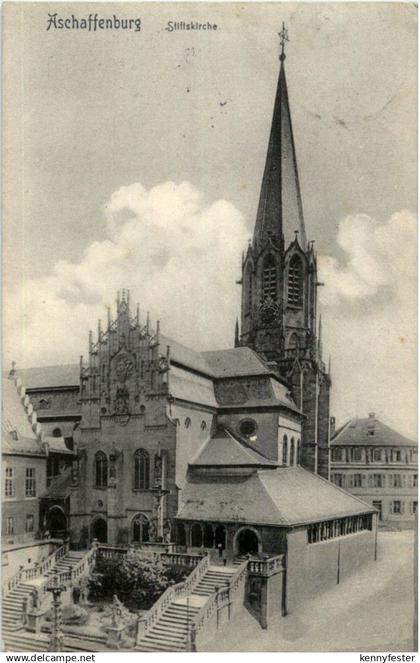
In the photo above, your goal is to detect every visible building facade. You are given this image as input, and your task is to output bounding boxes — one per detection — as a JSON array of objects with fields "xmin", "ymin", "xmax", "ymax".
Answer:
[
  {"xmin": 235, "ymin": 34, "xmax": 330, "ymax": 479},
  {"xmin": 330, "ymin": 413, "xmax": 417, "ymax": 528}
]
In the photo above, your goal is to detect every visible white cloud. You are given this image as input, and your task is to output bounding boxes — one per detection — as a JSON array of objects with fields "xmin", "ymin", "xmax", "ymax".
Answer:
[
  {"xmin": 318, "ymin": 210, "xmax": 417, "ymax": 439},
  {"xmin": 4, "ymin": 181, "xmax": 247, "ymax": 369},
  {"xmin": 4, "ymin": 189, "xmax": 416, "ymax": 439}
]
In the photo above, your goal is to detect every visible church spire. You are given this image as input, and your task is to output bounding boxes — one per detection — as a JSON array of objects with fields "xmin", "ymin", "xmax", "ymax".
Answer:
[{"xmin": 253, "ymin": 25, "xmax": 307, "ymax": 252}]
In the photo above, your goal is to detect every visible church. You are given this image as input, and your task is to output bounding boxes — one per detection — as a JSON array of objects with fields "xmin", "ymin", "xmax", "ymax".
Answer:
[{"xmin": 9, "ymin": 30, "xmax": 377, "ymax": 606}]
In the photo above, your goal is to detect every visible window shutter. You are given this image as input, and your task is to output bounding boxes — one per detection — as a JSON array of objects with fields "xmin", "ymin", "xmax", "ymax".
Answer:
[
  {"xmin": 368, "ymin": 475, "xmax": 373, "ymax": 488},
  {"xmin": 362, "ymin": 474, "xmax": 366, "ymax": 488},
  {"xmin": 390, "ymin": 501, "xmax": 394, "ymax": 514},
  {"xmin": 348, "ymin": 475, "xmax": 353, "ymax": 488},
  {"xmin": 401, "ymin": 501, "xmax": 405, "ymax": 514},
  {"xmin": 388, "ymin": 475, "xmax": 393, "ymax": 488},
  {"xmin": 401, "ymin": 475, "xmax": 406, "ymax": 487}
]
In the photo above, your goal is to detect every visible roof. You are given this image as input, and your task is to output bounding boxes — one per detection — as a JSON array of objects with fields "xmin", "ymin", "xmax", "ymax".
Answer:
[
  {"xmin": 40, "ymin": 468, "xmax": 73, "ymax": 499},
  {"xmin": 2, "ymin": 377, "xmax": 45, "ymax": 457},
  {"xmin": 45, "ymin": 437, "xmax": 76, "ymax": 455},
  {"xmin": 202, "ymin": 347, "xmax": 272, "ymax": 378},
  {"xmin": 331, "ymin": 417, "xmax": 416, "ymax": 447},
  {"xmin": 17, "ymin": 364, "xmax": 79, "ymax": 389},
  {"xmin": 169, "ymin": 365, "xmax": 217, "ymax": 408},
  {"xmin": 177, "ymin": 466, "xmax": 374, "ymax": 527},
  {"xmin": 161, "ymin": 334, "xmax": 213, "ymax": 376},
  {"xmin": 253, "ymin": 58, "xmax": 307, "ymax": 252},
  {"xmin": 191, "ymin": 428, "xmax": 277, "ymax": 467}
]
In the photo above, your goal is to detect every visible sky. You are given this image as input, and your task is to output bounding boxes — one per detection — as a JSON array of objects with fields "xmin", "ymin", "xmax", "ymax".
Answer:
[{"xmin": 3, "ymin": 2, "xmax": 417, "ymax": 437}]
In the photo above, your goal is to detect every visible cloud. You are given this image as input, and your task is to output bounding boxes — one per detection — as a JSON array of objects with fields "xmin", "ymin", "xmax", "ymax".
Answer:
[
  {"xmin": 318, "ymin": 210, "xmax": 417, "ymax": 439},
  {"xmin": 4, "ymin": 189, "xmax": 416, "ymax": 439},
  {"xmin": 4, "ymin": 181, "xmax": 248, "ymax": 368}
]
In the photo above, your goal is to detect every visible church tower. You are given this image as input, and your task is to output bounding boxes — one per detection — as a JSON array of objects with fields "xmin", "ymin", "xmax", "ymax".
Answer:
[{"xmin": 236, "ymin": 25, "xmax": 331, "ymax": 478}]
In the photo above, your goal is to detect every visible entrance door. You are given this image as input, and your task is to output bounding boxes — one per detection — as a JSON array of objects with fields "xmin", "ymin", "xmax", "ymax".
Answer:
[
  {"xmin": 372, "ymin": 500, "xmax": 382, "ymax": 521},
  {"xmin": 47, "ymin": 506, "xmax": 67, "ymax": 539},
  {"xmin": 237, "ymin": 528, "xmax": 259, "ymax": 555},
  {"xmin": 92, "ymin": 517, "xmax": 108, "ymax": 543}
]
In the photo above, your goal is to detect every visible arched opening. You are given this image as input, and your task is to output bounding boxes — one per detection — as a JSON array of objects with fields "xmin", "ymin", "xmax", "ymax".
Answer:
[
  {"xmin": 92, "ymin": 517, "xmax": 107, "ymax": 543},
  {"xmin": 288, "ymin": 255, "xmax": 303, "ymax": 307},
  {"xmin": 134, "ymin": 449, "xmax": 150, "ymax": 490},
  {"xmin": 296, "ymin": 439, "xmax": 301, "ymax": 465},
  {"xmin": 290, "ymin": 438, "xmax": 295, "ymax": 466},
  {"xmin": 214, "ymin": 525, "xmax": 226, "ymax": 549},
  {"xmin": 52, "ymin": 427, "xmax": 62, "ymax": 438},
  {"xmin": 47, "ymin": 506, "xmax": 67, "ymax": 539},
  {"xmin": 132, "ymin": 513, "xmax": 150, "ymax": 543},
  {"xmin": 236, "ymin": 528, "xmax": 260, "ymax": 555},
  {"xmin": 191, "ymin": 523, "xmax": 203, "ymax": 547},
  {"xmin": 203, "ymin": 524, "xmax": 214, "ymax": 548},
  {"xmin": 95, "ymin": 451, "xmax": 107, "ymax": 488},
  {"xmin": 177, "ymin": 523, "xmax": 186, "ymax": 546},
  {"xmin": 282, "ymin": 435, "xmax": 288, "ymax": 465},
  {"xmin": 262, "ymin": 254, "xmax": 277, "ymax": 301}
]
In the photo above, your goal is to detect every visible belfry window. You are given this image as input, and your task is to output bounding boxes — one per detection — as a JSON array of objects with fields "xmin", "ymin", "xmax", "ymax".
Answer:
[
  {"xmin": 287, "ymin": 255, "xmax": 303, "ymax": 307},
  {"xmin": 262, "ymin": 255, "xmax": 277, "ymax": 301},
  {"xmin": 95, "ymin": 451, "xmax": 108, "ymax": 488},
  {"xmin": 134, "ymin": 449, "xmax": 150, "ymax": 490}
]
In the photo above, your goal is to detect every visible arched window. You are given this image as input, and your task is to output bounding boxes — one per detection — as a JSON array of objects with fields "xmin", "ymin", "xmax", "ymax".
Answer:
[
  {"xmin": 290, "ymin": 438, "xmax": 295, "ymax": 466},
  {"xmin": 282, "ymin": 435, "xmax": 288, "ymax": 465},
  {"xmin": 134, "ymin": 449, "xmax": 150, "ymax": 490},
  {"xmin": 185, "ymin": 418, "xmax": 191, "ymax": 429},
  {"xmin": 95, "ymin": 451, "xmax": 107, "ymax": 488},
  {"xmin": 132, "ymin": 513, "xmax": 149, "ymax": 543},
  {"xmin": 288, "ymin": 255, "xmax": 303, "ymax": 307},
  {"xmin": 262, "ymin": 254, "xmax": 277, "ymax": 301}
]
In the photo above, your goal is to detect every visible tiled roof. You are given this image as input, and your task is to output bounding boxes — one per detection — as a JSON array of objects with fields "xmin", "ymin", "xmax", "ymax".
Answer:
[
  {"xmin": 203, "ymin": 347, "xmax": 273, "ymax": 378},
  {"xmin": 2, "ymin": 377, "xmax": 45, "ymax": 456},
  {"xmin": 331, "ymin": 417, "xmax": 416, "ymax": 447},
  {"xmin": 17, "ymin": 365, "xmax": 79, "ymax": 389},
  {"xmin": 191, "ymin": 428, "xmax": 277, "ymax": 467},
  {"xmin": 169, "ymin": 365, "xmax": 217, "ymax": 408},
  {"xmin": 160, "ymin": 335, "xmax": 213, "ymax": 376},
  {"xmin": 177, "ymin": 467, "xmax": 374, "ymax": 526}
]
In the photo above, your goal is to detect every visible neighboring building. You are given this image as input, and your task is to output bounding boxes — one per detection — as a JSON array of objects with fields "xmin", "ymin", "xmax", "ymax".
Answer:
[
  {"xmin": 330, "ymin": 413, "xmax": 418, "ymax": 529},
  {"xmin": 2, "ymin": 373, "xmax": 47, "ymax": 546},
  {"xmin": 235, "ymin": 35, "xmax": 330, "ymax": 479}
]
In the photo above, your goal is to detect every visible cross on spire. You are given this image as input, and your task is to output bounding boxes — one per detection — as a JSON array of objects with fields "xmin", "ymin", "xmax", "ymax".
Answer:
[{"xmin": 278, "ymin": 22, "xmax": 289, "ymax": 61}]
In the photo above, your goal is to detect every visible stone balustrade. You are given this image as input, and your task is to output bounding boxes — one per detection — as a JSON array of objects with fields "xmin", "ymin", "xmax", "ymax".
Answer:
[{"xmin": 248, "ymin": 554, "xmax": 284, "ymax": 577}]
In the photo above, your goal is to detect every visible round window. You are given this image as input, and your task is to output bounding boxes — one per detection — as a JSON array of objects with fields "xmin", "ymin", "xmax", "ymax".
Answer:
[{"xmin": 239, "ymin": 419, "xmax": 257, "ymax": 438}]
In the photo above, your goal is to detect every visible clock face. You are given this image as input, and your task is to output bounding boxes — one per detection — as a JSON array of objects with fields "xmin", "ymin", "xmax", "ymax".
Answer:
[{"xmin": 260, "ymin": 298, "xmax": 278, "ymax": 324}]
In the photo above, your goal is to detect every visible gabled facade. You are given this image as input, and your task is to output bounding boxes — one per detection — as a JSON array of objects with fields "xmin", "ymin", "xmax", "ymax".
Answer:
[
  {"xmin": 330, "ymin": 413, "xmax": 418, "ymax": 529},
  {"xmin": 236, "ymin": 36, "xmax": 330, "ymax": 479}
]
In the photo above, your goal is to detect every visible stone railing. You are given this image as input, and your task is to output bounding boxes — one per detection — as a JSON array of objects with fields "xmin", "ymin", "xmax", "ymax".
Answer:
[
  {"xmin": 56, "ymin": 545, "xmax": 97, "ymax": 587},
  {"xmin": 2, "ymin": 540, "xmax": 69, "ymax": 598},
  {"xmin": 160, "ymin": 552, "xmax": 205, "ymax": 568},
  {"xmin": 95, "ymin": 544, "xmax": 128, "ymax": 562},
  {"xmin": 136, "ymin": 553, "xmax": 210, "ymax": 644},
  {"xmin": 192, "ymin": 558, "xmax": 249, "ymax": 648},
  {"xmin": 248, "ymin": 554, "xmax": 284, "ymax": 577}
]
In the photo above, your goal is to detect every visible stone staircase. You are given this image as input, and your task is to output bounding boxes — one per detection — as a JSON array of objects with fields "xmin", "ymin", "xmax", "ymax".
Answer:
[
  {"xmin": 136, "ymin": 565, "xmax": 237, "ymax": 652},
  {"xmin": 3, "ymin": 629, "xmax": 111, "ymax": 653},
  {"xmin": 2, "ymin": 550, "xmax": 88, "ymax": 632}
]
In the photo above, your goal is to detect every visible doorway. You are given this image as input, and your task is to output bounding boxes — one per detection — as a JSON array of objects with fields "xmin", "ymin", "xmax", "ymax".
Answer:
[
  {"xmin": 236, "ymin": 528, "xmax": 260, "ymax": 555},
  {"xmin": 92, "ymin": 517, "xmax": 107, "ymax": 543}
]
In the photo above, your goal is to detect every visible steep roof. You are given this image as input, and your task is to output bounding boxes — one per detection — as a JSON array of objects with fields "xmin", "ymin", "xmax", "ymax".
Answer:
[
  {"xmin": 177, "ymin": 467, "xmax": 374, "ymax": 527},
  {"xmin": 202, "ymin": 347, "xmax": 273, "ymax": 378},
  {"xmin": 17, "ymin": 364, "xmax": 79, "ymax": 389},
  {"xmin": 331, "ymin": 417, "xmax": 416, "ymax": 447},
  {"xmin": 169, "ymin": 365, "xmax": 217, "ymax": 408},
  {"xmin": 191, "ymin": 428, "xmax": 277, "ymax": 467},
  {"xmin": 253, "ymin": 55, "xmax": 307, "ymax": 252},
  {"xmin": 2, "ymin": 377, "xmax": 45, "ymax": 457}
]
